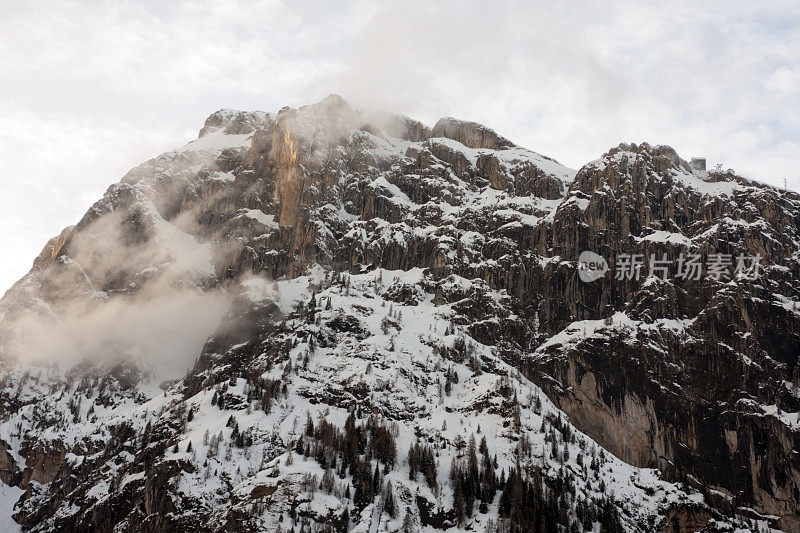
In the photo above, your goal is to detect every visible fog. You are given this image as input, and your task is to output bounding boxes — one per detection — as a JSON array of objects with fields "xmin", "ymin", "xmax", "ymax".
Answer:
[
  {"xmin": 4, "ymin": 283, "xmax": 231, "ymax": 381},
  {"xmin": 0, "ymin": 157, "xmax": 240, "ymax": 380}
]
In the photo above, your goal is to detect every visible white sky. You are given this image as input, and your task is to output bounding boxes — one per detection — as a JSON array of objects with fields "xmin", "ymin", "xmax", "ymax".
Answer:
[{"xmin": 1, "ymin": 0, "xmax": 798, "ymax": 294}]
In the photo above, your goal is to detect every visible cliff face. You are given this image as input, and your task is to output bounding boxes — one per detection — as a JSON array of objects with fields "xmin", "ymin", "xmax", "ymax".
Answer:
[
  {"xmin": 0, "ymin": 94, "xmax": 798, "ymax": 532},
  {"xmin": 533, "ymin": 145, "xmax": 800, "ymax": 529}
]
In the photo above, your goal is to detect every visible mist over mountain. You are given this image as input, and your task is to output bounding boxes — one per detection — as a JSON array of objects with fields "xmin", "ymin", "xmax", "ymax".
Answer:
[{"xmin": 0, "ymin": 95, "xmax": 798, "ymax": 532}]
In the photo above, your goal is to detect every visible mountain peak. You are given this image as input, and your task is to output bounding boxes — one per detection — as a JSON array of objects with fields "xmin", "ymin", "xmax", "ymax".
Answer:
[
  {"xmin": 1, "ymin": 97, "xmax": 798, "ymax": 532},
  {"xmin": 198, "ymin": 108, "xmax": 267, "ymax": 138},
  {"xmin": 431, "ymin": 116, "xmax": 516, "ymax": 150}
]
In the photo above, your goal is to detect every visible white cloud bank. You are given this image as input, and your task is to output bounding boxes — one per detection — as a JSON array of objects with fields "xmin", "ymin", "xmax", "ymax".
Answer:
[{"xmin": 1, "ymin": 0, "xmax": 798, "ymax": 293}]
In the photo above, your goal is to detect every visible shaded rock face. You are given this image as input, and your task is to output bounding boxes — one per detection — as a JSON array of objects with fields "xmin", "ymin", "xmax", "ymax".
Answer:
[
  {"xmin": 0, "ymin": 95, "xmax": 798, "ymax": 531},
  {"xmin": 523, "ymin": 142, "xmax": 800, "ymax": 531},
  {"xmin": 432, "ymin": 117, "xmax": 516, "ymax": 150},
  {"xmin": 661, "ymin": 505, "xmax": 714, "ymax": 533},
  {"xmin": 431, "ymin": 117, "xmax": 514, "ymax": 150},
  {"xmin": 0, "ymin": 440, "xmax": 19, "ymax": 485},
  {"xmin": 18, "ymin": 441, "xmax": 67, "ymax": 487}
]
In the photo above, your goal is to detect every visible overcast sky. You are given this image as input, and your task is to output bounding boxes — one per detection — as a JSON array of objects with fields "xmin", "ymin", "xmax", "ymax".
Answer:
[{"xmin": 1, "ymin": 0, "xmax": 798, "ymax": 294}]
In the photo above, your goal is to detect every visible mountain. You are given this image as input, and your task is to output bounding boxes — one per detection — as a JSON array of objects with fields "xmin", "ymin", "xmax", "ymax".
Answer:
[{"xmin": 0, "ymin": 94, "xmax": 798, "ymax": 532}]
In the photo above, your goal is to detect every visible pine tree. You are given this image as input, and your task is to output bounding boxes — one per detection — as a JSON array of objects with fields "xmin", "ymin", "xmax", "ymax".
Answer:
[
  {"xmin": 321, "ymin": 467, "xmax": 335, "ymax": 493},
  {"xmin": 408, "ymin": 441, "xmax": 419, "ymax": 481},
  {"xmin": 383, "ymin": 482, "xmax": 396, "ymax": 518},
  {"xmin": 402, "ymin": 508, "xmax": 415, "ymax": 533},
  {"xmin": 452, "ymin": 465, "xmax": 466, "ymax": 526},
  {"xmin": 372, "ymin": 463, "xmax": 381, "ymax": 494}
]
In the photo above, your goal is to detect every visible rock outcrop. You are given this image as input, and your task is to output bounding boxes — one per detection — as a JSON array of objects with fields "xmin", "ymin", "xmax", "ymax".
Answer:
[
  {"xmin": 0, "ymin": 95, "xmax": 797, "ymax": 532},
  {"xmin": 432, "ymin": 117, "xmax": 516, "ymax": 150}
]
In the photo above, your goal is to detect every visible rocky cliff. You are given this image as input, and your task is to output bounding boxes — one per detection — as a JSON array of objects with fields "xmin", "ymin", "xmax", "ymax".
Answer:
[{"xmin": 0, "ymin": 94, "xmax": 797, "ymax": 532}]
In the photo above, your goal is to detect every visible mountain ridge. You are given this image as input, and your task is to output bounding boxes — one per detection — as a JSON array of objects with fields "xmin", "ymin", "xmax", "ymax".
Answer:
[{"xmin": 0, "ymin": 95, "xmax": 798, "ymax": 532}]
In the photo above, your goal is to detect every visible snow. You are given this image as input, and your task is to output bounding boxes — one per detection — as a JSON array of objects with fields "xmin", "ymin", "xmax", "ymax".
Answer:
[
  {"xmin": 561, "ymin": 195, "xmax": 590, "ymax": 211},
  {"xmin": 210, "ymin": 170, "xmax": 236, "ymax": 182},
  {"xmin": 0, "ymin": 483, "xmax": 23, "ymax": 532},
  {"xmin": 359, "ymin": 131, "xmax": 415, "ymax": 162},
  {"xmin": 635, "ymin": 230, "xmax": 692, "ymax": 247},
  {"xmin": 0, "ymin": 262, "xmax": 774, "ymax": 531},
  {"xmin": 176, "ymin": 131, "xmax": 253, "ymax": 154},
  {"xmin": 774, "ymin": 293, "xmax": 800, "ymax": 316},
  {"xmin": 370, "ymin": 176, "xmax": 413, "ymax": 208},
  {"xmin": 240, "ymin": 209, "xmax": 278, "ymax": 229},
  {"xmin": 758, "ymin": 403, "xmax": 800, "ymax": 430},
  {"xmin": 142, "ymin": 199, "xmax": 215, "ymax": 277},
  {"xmin": 0, "ymin": 96, "xmax": 793, "ymax": 532},
  {"xmin": 672, "ymin": 169, "xmax": 741, "ymax": 197},
  {"xmin": 535, "ymin": 312, "xmax": 694, "ymax": 355},
  {"xmin": 495, "ymin": 146, "xmax": 576, "ymax": 181},
  {"xmin": 585, "ymin": 145, "xmax": 743, "ymax": 198},
  {"xmin": 235, "ymin": 268, "xmax": 701, "ymax": 529},
  {"xmin": 241, "ymin": 266, "xmax": 325, "ymax": 314},
  {"xmin": 427, "ymin": 137, "xmax": 576, "ymax": 181}
]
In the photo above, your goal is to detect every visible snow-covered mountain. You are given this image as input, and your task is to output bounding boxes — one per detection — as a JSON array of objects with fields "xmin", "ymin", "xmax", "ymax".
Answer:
[{"xmin": 0, "ymin": 95, "xmax": 798, "ymax": 532}]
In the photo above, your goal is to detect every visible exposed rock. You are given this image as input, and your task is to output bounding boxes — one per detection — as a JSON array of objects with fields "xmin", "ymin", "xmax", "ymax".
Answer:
[
  {"xmin": 0, "ymin": 95, "xmax": 798, "ymax": 532},
  {"xmin": 432, "ymin": 117, "xmax": 516, "ymax": 150}
]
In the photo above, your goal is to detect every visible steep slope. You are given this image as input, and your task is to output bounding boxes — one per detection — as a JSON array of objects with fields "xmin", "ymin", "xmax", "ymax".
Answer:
[
  {"xmin": 0, "ymin": 94, "xmax": 797, "ymax": 532},
  {"xmin": 537, "ymin": 143, "xmax": 800, "ymax": 527}
]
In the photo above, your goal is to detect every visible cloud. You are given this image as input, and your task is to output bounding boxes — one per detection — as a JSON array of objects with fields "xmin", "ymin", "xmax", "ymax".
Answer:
[
  {"xmin": 0, "ymin": 107, "xmax": 192, "ymax": 296},
  {"xmin": 4, "ymin": 281, "xmax": 231, "ymax": 380},
  {"xmin": 0, "ymin": 171, "xmax": 237, "ymax": 378},
  {"xmin": 327, "ymin": 0, "xmax": 800, "ymax": 188}
]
